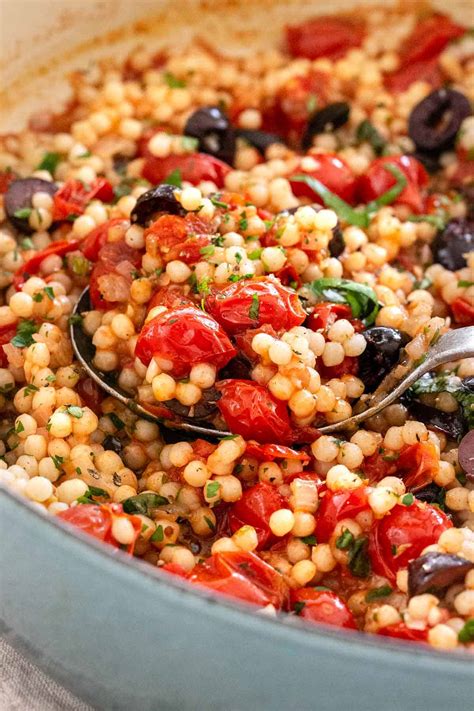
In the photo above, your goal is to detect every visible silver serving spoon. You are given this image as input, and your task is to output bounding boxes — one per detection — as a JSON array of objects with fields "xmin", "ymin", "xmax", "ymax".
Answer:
[{"xmin": 70, "ymin": 286, "xmax": 474, "ymax": 439}]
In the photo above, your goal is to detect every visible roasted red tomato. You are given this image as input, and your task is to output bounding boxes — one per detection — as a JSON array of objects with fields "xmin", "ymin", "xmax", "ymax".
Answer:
[
  {"xmin": 147, "ymin": 285, "xmax": 194, "ymax": 313},
  {"xmin": 229, "ymin": 482, "xmax": 287, "ymax": 548},
  {"xmin": 144, "ymin": 213, "xmax": 213, "ymax": 264},
  {"xmin": 216, "ymin": 379, "xmax": 293, "ymax": 444},
  {"xmin": 52, "ymin": 178, "xmax": 113, "ymax": 221},
  {"xmin": 0, "ymin": 322, "xmax": 18, "ymax": 367},
  {"xmin": 377, "ymin": 623, "xmax": 428, "ymax": 643},
  {"xmin": 384, "ymin": 14, "xmax": 465, "ymax": 92},
  {"xmin": 205, "ymin": 278, "xmax": 306, "ymax": 336},
  {"xmin": 89, "ymin": 241, "xmax": 142, "ymax": 310},
  {"xmin": 362, "ymin": 442, "xmax": 439, "ymax": 491},
  {"xmin": 315, "ymin": 486, "xmax": 370, "ymax": 543},
  {"xmin": 135, "ymin": 306, "xmax": 236, "ymax": 377},
  {"xmin": 0, "ymin": 169, "xmax": 16, "ymax": 194},
  {"xmin": 290, "ymin": 153, "xmax": 357, "ymax": 205},
  {"xmin": 13, "ymin": 239, "xmax": 81, "ymax": 290},
  {"xmin": 451, "ymin": 297, "xmax": 474, "ymax": 325},
  {"xmin": 187, "ymin": 551, "xmax": 288, "ymax": 609},
  {"xmin": 368, "ymin": 502, "xmax": 452, "ymax": 582},
  {"xmin": 58, "ymin": 503, "xmax": 141, "ymax": 554},
  {"xmin": 141, "ymin": 153, "xmax": 230, "ymax": 188},
  {"xmin": 357, "ymin": 155, "xmax": 429, "ymax": 214},
  {"xmin": 80, "ymin": 218, "xmax": 129, "ymax": 261},
  {"xmin": 286, "ymin": 16, "xmax": 365, "ymax": 60},
  {"xmin": 306, "ymin": 303, "xmax": 353, "ymax": 332},
  {"xmin": 291, "ymin": 588, "xmax": 357, "ymax": 629},
  {"xmin": 267, "ymin": 71, "xmax": 330, "ymax": 143},
  {"xmin": 245, "ymin": 442, "xmax": 310, "ymax": 463}
]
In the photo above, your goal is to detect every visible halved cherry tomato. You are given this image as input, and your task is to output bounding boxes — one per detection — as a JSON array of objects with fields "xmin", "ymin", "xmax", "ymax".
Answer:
[
  {"xmin": 286, "ymin": 16, "xmax": 365, "ymax": 60},
  {"xmin": 52, "ymin": 178, "xmax": 114, "ymax": 221},
  {"xmin": 306, "ymin": 303, "xmax": 353, "ymax": 332},
  {"xmin": 0, "ymin": 322, "xmax": 18, "ymax": 367},
  {"xmin": 377, "ymin": 623, "xmax": 428, "ymax": 643},
  {"xmin": 368, "ymin": 502, "xmax": 452, "ymax": 582},
  {"xmin": 135, "ymin": 307, "xmax": 236, "ymax": 377},
  {"xmin": 265, "ymin": 71, "xmax": 330, "ymax": 143},
  {"xmin": 384, "ymin": 14, "xmax": 465, "ymax": 92},
  {"xmin": 13, "ymin": 239, "xmax": 81, "ymax": 290},
  {"xmin": 395, "ymin": 442, "xmax": 439, "ymax": 491},
  {"xmin": 229, "ymin": 482, "xmax": 287, "ymax": 548},
  {"xmin": 187, "ymin": 551, "xmax": 289, "ymax": 609},
  {"xmin": 451, "ymin": 297, "xmax": 474, "ymax": 325},
  {"xmin": 144, "ymin": 213, "xmax": 213, "ymax": 264},
  {"xmin": 245, "ymin": 442, "xmax": 310, "ymax": 462},
  {"xmin": 274, "ymin": 264, "xmax": 301, "ymax": 289},
  {"xmin": 147, "ymin": 285, "xmax": 194, "ymax": 313},
  {"xmin": 161, "ymin": 562, "xmax": 187, "ymax": 578},
  {"xmin": 142, "ymin": 153, "xmax": 231, "ymax": 188},
  {"xmin": 0, "ymin": 169, "xmax": 16, "ymax": 194},
  {"xmin": 362, "ymin": 442, "xmax": 439, "ymax": 491},
  {"xmin": 81, "ymin": 218, "xmax": 129, "ymax": 261},
  {"xmin": 315, "ymin": 486, "xmax": 370, "ymax": 543},
  {"xmin": 291, "ymin": 588, "xmax": 357, "ymax": 629},
  {"xmin": 317, "ymin": 355, "xmax": 359, "ymax": 380},
  {"xmin": 357, "ymin": 155, "xmax": 429, "ymax": 214},
  {"xmin": 290, "ymin": 153, "xmax": 357, "ymax": 206},
  {"xmin": 216, "ymin": 379, "xmax": 293, "ymax": 444},
  {"xmin": 205, "ymin": 278, "xmax": 306, "ymax": 336},
  {"xmin": 89, "ymin": 241, "xmax": 142, "ymax": 310},
  {"xmin": 58, "ymin": 503, "xmax": 141, "ymax": 554}
]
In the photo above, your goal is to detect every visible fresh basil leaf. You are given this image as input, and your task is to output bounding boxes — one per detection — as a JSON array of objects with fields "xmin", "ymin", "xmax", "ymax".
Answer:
[
  {"xmin": 365, "ymin": 585, "xmax": 392, "ymax": 602},
  {"xmin": 162, "ymin": 169, "xmax": 182, "ymax": 188},
  {"xmin": 11, "ymin": 320, "xmax": 38, "ymax": 348},
  {"xmin": 348, "ymin": 536, "xmax": 371, "ymax": 578},
  {"xmin": 36, "ymin": 152, "xmax": 61, "ymax": 174},
  {"xmin": 291, "ymin": 174, "xmax": 369, "ymax": 227},
  {"xmin": 365, "ymin": 164, "xmax": 407, "ymax": 213},
  {"xmin": 310, "ymin": 277, "xmax": 380, "ymax": 325},
  {"xmin": 122, "ymin": 493, "xmax": 169, "ymax": 516},
  {"xmin": 356, "ymin": 120, "xmax": 386, "ymax": 155}
]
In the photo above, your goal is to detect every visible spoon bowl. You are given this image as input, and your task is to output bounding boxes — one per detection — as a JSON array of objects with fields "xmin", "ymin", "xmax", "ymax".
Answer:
[{"xmin": 70, "ymin": 287, "xmax": 474, "ymax": 440}]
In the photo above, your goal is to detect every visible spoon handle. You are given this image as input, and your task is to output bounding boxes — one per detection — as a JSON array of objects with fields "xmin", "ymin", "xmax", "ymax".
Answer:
[{"xmin": 318, "ymin": 326, "xmax": 474, "ymax": 434}]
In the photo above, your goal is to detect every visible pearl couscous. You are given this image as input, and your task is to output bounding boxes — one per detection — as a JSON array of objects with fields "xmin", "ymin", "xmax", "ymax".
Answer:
[{"xmin": 0, "ymin": 5, "xmax": 473, "ymax": 651}]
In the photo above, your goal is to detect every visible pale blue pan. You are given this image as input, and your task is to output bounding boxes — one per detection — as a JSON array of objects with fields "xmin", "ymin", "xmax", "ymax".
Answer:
[{"xmin": 0, "ymin": 487, "xmax": 472, "ymax": 711}]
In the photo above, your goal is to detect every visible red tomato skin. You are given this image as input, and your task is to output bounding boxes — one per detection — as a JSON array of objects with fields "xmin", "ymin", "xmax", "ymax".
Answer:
[
  {"xmin": 89, "ymin": 241, "xmax": 142, "ymax": 310},
  {"xmin": 216, "ymin": 379, "xmax": 293, "ymax": 444},
  {"xmin": 290, "ymin": 153, "xmax": 357, "ymax": 205},
  {"xmin": 52, "ymin": 178, "xmax": 113, "ymax": 221},
  {"xmin": 58, "ymin": 504, "xmax": 141, "ymax": 554},
  {"xmin": 400, "ymin": 14, "xmax": 465, "ymax": 66},
  {"xmin": 306, "ymin": 303, "xmax": 353, "ymax": 332},
  {"xmin": 357, "ymin": 155, "xmax": 429, "ymax": 213},
  {"xmin": 291, "ymin": 588, "xmax": 357, "ymax": 629},
  {"xmin": 286, "ymin": 17, "xmax": 365, "ymax": 60},
  {"xmin": 385, "ymin": 58, "xmax": 442, "ymax": 93},
  {"xmin": 187, "ymin": 551, "xmax": 288, "ymax": 609},
  {"xmin": 147, "ymin": 285, "xmax": 194, "ymax": 313},
  {"xmin": 144, "ymin": 214, "xmax": 213, "ymax": 265},
  {"xmin": 368, "ymin": 503, "xmax": 452, "ymax": 582},
  {"xmin": 13, "ymin": 240, "xmax": 81, "ymax": 290},
  {"xmin": 266, "ymin": 71, "xmax": 330, "ymax": 143},
  {"xmin": 451, "ymin": 297, "xmax": 474, "ymax": 325},
  {"xmin": 245, "ymin": 442, "xmax": 310, "ymax": 463},
  {"xmin": 205, "ymin": 278, "xmax": 306, "ymax": 336},
  {"xmin": 0, "ymin": 170, "xmax": 16, "ymax": 194},
  {"xmin": 142, "ymin": 153, "xmax": 230, "ymax": 188},
  {"xmin": 0, "ymin": 322, "xmax": 18, "ymax": 367},
  {"xmin": 76, "ymin": 377, "xmax": 102, "ymax": 414},
  {"xmin": 377, "ymin": 623, "xmax": 428, "ymax": 643},
  {"xmin": 81, "ymin": 218, "xmax": 129, "ymax": 261},
  {"xmin": 161, "ymin": 562, "xmax": 187, "ymax": 578},
  {"xmin": 315, "ymin": 487, "xmax": 370, "ymax": 543},
  {"xmin": 229, "ymin": 482, "xmax": 287, "ymax": 549},
  {"xmin": 362, "ymin": 442, "xmax": 439, "ymax": 491},
  {"xmin": 135, "ymin": 307, "xmax": 236, "ymax": 377}
]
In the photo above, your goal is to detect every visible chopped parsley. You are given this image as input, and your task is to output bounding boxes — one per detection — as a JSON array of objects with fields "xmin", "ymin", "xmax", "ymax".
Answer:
[
  {"xmin": 355, "ymin": 120, "xmax": 386, "ymax": 155},
  {"xmin": 206, "ymin": 481, "xmax": 220, "ymax": 498},
  {"xmin": 109, "ymin": 412, "xmax": 125, "ymax": 430},
  {"xmin": 122, "ymin": 492, "xmax": 169, "ymax": 516},
  {"xmin": 71, "ymin": 255, "xmax": 90, "ymax": 276},
  {"xmin": 151, "ymin": 525, "xmax": 164, "ymax": 542},
  {"xmin": 300, "ymin": 535, "xmax": 317, "ymax": 545},
  {"xmin": 401, "ymin": 493, "xmax": 414, "ymax": 506},
  {"xmin": 68, "ymin": 314, "xmax": 84, "ymax": 327},
  {"xmin": 200, "ymin": 245, "xmax": 215, "ymax": 257},
  {"xmin": 52, "ymin": 455, "xmax": 64, "ymax": 470},
  {"xmin": 458, "ymin": 618, "xmax": 474, "ymax": 644},
  {"xmin": 44, "ymin": 286, "xmax": 55, "ymax": 300},
  {"xmin": 163, "ymin": 72, "xmax": 186, "ymax": 88},
  {"xmin": 210, "ymin": 196, "xmax": 228, "ymax": 209},
  {"xmin": 204, "ymin": 516, "xmax": 216, "ymax": 533},
  {"xmin": 336, "ymin": 529, "xmax": 354, "ymax": 550},
  {"xmin": 249, "ymin": 293, "xmax": 260, "ymax": 320},
  {"xmin": 294, "ymin": 601, "xmax": 306, "ymax": 615},
  {"xmin": 36, "ymin": 151, "xmax": 61, "ymax": 174},
  {"xmin": 66, "ymin": 405, "xmax": 83, "ymax": 419},
  {"xmin": 11, "ymin": 320, "xmax": 38, "ymax": 348},
  {"xmin": 13, "ymin": 207, "xmax": 32, "ymax": 220},
  {"xmin": 365, "ymin": 585, "xmax": 393, "ymax": 602}
]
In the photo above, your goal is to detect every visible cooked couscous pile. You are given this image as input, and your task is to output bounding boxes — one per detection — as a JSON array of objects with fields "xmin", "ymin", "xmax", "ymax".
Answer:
[{"xmin": 0, "ymin": 5, "xmax": 473, "ymax": 650}]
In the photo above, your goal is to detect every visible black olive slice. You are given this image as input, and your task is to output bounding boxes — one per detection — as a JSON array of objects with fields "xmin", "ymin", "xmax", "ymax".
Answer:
[
  {"xmin": 408, "ymin": 552, "xmax": 474, "ymax": 597},
  {"xmin": 163, "ymin": 386, "xmax": 220, "ymax": 422},
  {"xmin": 302, "ymin": 102, "xmax": 350, "ymax": 151},
  {"xmin": 130, "ymin": 184, "xmax": 186, "ymax": 226},
  {"xmin": 358, "ymin": 327, "xmax": 410, "ymax": 393},
  {"xmin": 401, "ymin": 397, "xmax": 466, "ymax": 441},
  {"xmin": 102, "ymin": 435, "xmax": 125, "ymax": 454},
  {"xmin": 408, "ymin": 88, "xmax": 472, "ymax": 153},
  {"xmin": 431, "ymin": 217, "xmax": 474, "ymax": 271},
  {"xmin": 236, "ymin": 129, "xmax": 285, "ymax": 155},
  {"xmin": 459, "ymin": 429, "xmax": 474, "ymax": 483},
  {"xmin": 184, "ymin": 106, "xmax": 236, "ymax": 165},
  {"xmin": 5, "ymin": 178, "xmax": 58, "ymax": 233}
]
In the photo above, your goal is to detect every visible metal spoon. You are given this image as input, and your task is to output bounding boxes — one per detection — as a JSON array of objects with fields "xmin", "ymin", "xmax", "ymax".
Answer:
[{"xmin": 70, "ymin": 287, "xmax": 474, "ymax": 439}]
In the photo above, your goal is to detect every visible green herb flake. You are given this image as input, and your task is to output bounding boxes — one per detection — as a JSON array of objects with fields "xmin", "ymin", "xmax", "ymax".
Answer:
[
  {"xmin": 365, "ymin": 585, "xmax": 393, "ymax": 603},
  {"xmin": 15, "ymin": 421, "xmax": 25, "ymax": 434},
  {"xmin": 336, "ymin": 529, "xmax": 354, "ymax": 550},
  {"xmin": 72, "ymin": 255, "xmax": 90, "ymax": 276},
  {"xmin": 11, "ymin": 320, "xmax": 38, "ymax": 348},
  {"xmin": 200, "ymin": 244, "xmax": 215, "ymax": 257},
  {"xmin": 210, "ymin": 196, "xmax": 228, "ymax": 209},
  {"xmin": 406, "ymin": 214, "xmax": 446, "ymax": 230},
  {"xmin": 52, "ymin": 455, "xmax": 64, "ymax": 470},
  {"xmin": 402, "ymin": 493, "xmax": 414, "ymax": 506},
  {"xmin": 163, "ymin": 72, "xmax": 186, "ymax": 88},
  {"xmin": 204, "ymin": 516, "xmax": 216, "ymax": 533},
  {"xmin": 13, "ymin": 207, "xmax": 32, "ymax": 220},
  {"xmin": 458, "ymin": 618, "xmax": 474, "ymax": 644},
  {"xmin": 300, "ymin": 535, "xmax": 317, "ymax": 545},
  {"xmin": 36, "ymin": 151, "xmax": 62, "ymax": 174},
  {"xmin": 348, "ymin": 536, "xmax": 371, "ymax": 578},
  {"xmin": 109, "ymin": 412, "xmax": 125, "ymax": 430},
  {"xmin": 310, "ymin": 277, "xmax": 380, "ymax": 325},
  {"xmin": 239, "ymin": 213, "xmax": 248, "ymax": 232},
  {"xmin": 206, "ymin": 481, "xmax": 220, "ymax": 498},
  {"xmin": 68, "ymin": 314, "xmax": 84, "ymax": 327},
  {"xmin": 21, "ymin": 238, "xmax": 34, "ymax": 250},
  {"xmin": 248, "ymin": 248, "xmax": 263, "ymax": 260},
  {"xmin": 162, "ymin": 169, "xmax": 182, "ymax": 188},
  {"xmin": 151, "ymin": 524, "xmax": 164, "ymax": 542},
  {"xmin": 356, "ymin": 120, "xmax": 386, "ymax": 155},
  {"xmin": 44, "ymin": 286, "xmax": 55, "ymax": 300},
  {"xmin": 458, "ymin": 280, "xmax": 474, "ymax": 288},
  {"xmin": 122, "ymin": 492, "xmax": 169, "ymax": 516},
  {"xmin": 294, "ymin": 601, "xmax": 306, "ymax": 615},
  {"xmin": 249, "ymin": 293, "xmax": 260, "ymax": 320},
  {"xmin": 32, "ymin": 292, "xmax": 44, "ymax": 303},
  {"xmin": 66, "ymin": 405, "xmax": 83, "ymax": 419}
]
